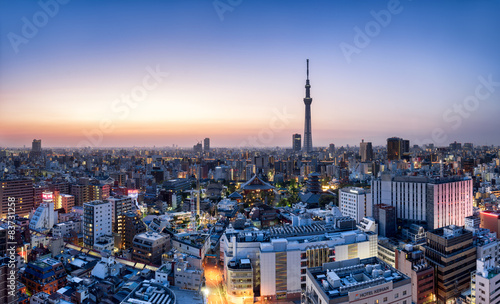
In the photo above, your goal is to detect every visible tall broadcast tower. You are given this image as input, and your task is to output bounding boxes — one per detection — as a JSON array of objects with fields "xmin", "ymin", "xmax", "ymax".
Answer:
[{"xmin": 303, "ymin": 59, "xmax": 313, "ymax": 153}]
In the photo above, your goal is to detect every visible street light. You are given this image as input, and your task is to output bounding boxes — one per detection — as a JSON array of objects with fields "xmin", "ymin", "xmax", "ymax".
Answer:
[{"xmin": 203, "ymin": 288, "xmax": 210, "ymax": 297}]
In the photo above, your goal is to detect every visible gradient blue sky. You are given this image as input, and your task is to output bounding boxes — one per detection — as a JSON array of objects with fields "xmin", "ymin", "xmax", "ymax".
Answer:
[{"xmin": 1, "ymin": 0, "xmax": 499, "ymax": 148}]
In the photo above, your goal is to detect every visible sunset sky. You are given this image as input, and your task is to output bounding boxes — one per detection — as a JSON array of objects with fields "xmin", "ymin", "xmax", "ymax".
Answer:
[{"xmin": 1, "ymin": 0, "xmax": 499, "ymax": 148}]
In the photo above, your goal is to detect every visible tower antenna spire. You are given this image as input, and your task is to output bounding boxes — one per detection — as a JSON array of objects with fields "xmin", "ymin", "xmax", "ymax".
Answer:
[{"xmin": 306, "ymin": 59, "xmax": 309, "ymax": 80}]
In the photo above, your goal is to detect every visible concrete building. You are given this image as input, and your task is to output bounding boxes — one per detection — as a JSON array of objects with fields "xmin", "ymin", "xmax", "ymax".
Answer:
[
  {"xmin": 471, "ymin": 256, "xmax": 500, "ymax": 304},
  {"xmin": 372, "ymin": 174, "xmax": 473, "ymax": 230},
  {"xmin": 293, "ymin": 134, "xmax": 302, "ymax": 152},
  {"xmin": 121, "ymin": 280, "xmax": 176, "ymax": 304},
  {"xmin": 124, "ymin": 212, "xmax": 147, "ymax": 249},
  {"xmin": 174, "ymin": 259, "xmax": 203, "ymax": 291},
  {"xmin": 340, "ymin": 187, "xmax": 372, "ymax": 223},
  {"xmin": 373, "ymin": 204, "xmax": 397, "ymax": 238},
  {"xmin": 107, "ymin": 196, "xmax": 134, "ymax": 248},
  {"xmin": 132, "ymin": 232, "xmax": 171, "ymax": 266},
  {"xmin": 0, "ymin": 178, "xmax": 34, "ymax": 217},
  {"xmin": 83, "ymin": 200, "xmax": 112, "ymax": 249},
  {"xmin": 396, "ymin": 244, "xmax": 435, "ymax": 304},
  {"xmin": 303, "ymin": 257, "xmax": 412, "ymax": 304},
  {"xmin": 221, "ymin": 221, "xmax": 378, "ymax": 301},
  {"xmin": 360, "ymin": 140, "xmax": 373, "ymax": 162},
  {"xmin": 480, "ymin": 211, "xmax": 500, "ymax": 239},
  {"xmin": 227, "ymin": 258, "xmax": 254, "ymax": 304},
  {"xmin": 29, "ymin": 191, "xmax": 55, "ymax": 232},
  {"xmin": 58, "ymin": 194, "xmax": 75, "ymax": 212},
  {"xmin": 204, "ymin": 137, "xmax": 210, "ymax": 152},
  {"xmin": 387, "ymin": 137, "xmax": 409, "ymax": 161},
  {"xmin": 424, "ymin": 225, "xmax": 476, "ymax": 304}
]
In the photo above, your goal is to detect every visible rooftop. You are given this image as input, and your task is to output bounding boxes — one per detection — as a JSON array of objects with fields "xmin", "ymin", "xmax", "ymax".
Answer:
[{"xmin": 308, "ymin": 257, "xmax": 410, "ymax": 300}]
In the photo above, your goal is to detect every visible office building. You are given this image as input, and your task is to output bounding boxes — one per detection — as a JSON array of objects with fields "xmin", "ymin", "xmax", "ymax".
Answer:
[
  {"xmin": 204, "ymin": 137, "xmax": 210, "ymax": 152},
  {"xmin": 424, "ymin": 225, "xmax": 476, "ymax": 304},
  {"xmin": 340, "ymin": 187, "xmax": 372, "ymax": 223},
  {"xmin": 83, "ymin": 200, "xmax": 112, "ymax": 249},
  {"xmin": 372, "ymin": 174, "xmax": 473, "ymax": 230},
  {"xmin": 303, "ymin": 59, "xmax": 313, "ymax": 153},
  {"xmin": 70, "ymin": 184, "xmax": 89, "ymax": 206},
  {"xmin": 31, "ymin": 139, "xmax": 42, "ymax": 158},
  {"xmin": 0, "ymin": 179, "xmax": 34, "ymax": 217},
  {"xmin": 293, "ymin": 134, "xmax": 301, "ymax": 152},
  {"xmin": 387, "ymin": 137, "xmax": 409, "ymax": 161},
  {"xmin": 360, "ymin": 140, "xmax": 373, "ymax": 162},
  {"xmin": 193, "ymin": 142, "xmax": 202, "ymax": 153},
  {"xmin": 373, "ymin": 204, "xmax": 397, "ymax": 237},
  {"xmin": 303, "ymin": 257, "xmax": 411, "ymax": 304},
  {"xmin": 132, "ymin": 232, "xmax": 171, "ymax": 266}
]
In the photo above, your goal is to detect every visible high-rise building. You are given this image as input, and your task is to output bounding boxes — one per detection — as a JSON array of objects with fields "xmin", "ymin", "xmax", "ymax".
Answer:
[
  {"xmin": 292, "ymin": 134, "xmax": 301, "ymax": 152},
  {"xmin": 107, "ymin": 196, "xmax": 134, "ymax": 248},
  {"xmin": 0, "ymin": 178, "xmax": 34, "ymax": 217},
  {"xmin": 387, "ymin": 137, "xmax": 409, "ymax": 161},
  {"xmin": 359, "ymin": 139, "xmax": 373, "ymax": 162},
  {"xmin": 204, "ymin": 138, "xmax": 210, "ymax": 152},
  {"xmin": 424, "ymin": 225, "xmax": 476, "ymax": 304},
  {"xmin": 372, "ymin": 174, "xmax": 473, "ymax": 230},
  {"xmin": 30, "ymin": 139, "xmax": 42, "ymax": 158},
  {"xmin": 303, "ymin": 59, "xmax": 313, "ymax": 153},
  {"xmin": 83, "ymin": 200, "xmax": 112, "ymax": 249},
  {"xmin": 193, "ymin": 142, "xmax": 202, "ymax": 153},
  {"xmin": 339, "ymin": 187, "xmax": 372, "ymax": 223},
  {"xmin": 124, "ymin": 212, "xmax": 147, "ymax": 249}
]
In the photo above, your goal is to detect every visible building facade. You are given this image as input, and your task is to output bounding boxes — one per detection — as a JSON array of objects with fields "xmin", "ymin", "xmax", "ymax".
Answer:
[
  {"xmin": 83, "ymin": 200, "xmax": 112, "ymax": 249},
  {"xmin": 424, "ymin": 225, "xmax": 476, "ymax": 304},
  {"xmin": 340, "ymin": 187, "xmax": 372, "ymax": 223}
]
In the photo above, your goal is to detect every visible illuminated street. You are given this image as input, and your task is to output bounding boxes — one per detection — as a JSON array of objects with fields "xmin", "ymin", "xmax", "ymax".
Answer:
[{"xmin": 205, "ymin": 258, "xmax": 227, "ymax": 304}]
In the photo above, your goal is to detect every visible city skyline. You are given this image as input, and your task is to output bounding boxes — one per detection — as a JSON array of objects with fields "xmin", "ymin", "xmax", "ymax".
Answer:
[{"xmin": 1, "ymin": 0, "xmax": 500, "ymax": 148}]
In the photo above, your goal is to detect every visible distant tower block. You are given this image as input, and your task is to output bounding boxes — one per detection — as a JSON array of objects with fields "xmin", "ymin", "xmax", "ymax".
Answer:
[{"xmin": 303, "ymin": 59, "xmax": 313, "ymax": 153}]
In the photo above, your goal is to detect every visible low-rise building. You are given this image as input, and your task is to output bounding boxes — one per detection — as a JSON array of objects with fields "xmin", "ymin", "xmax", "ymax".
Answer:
[
  {"xmin": 132, "ymin": 232, "xmax": 171, "ymax": 266},
  {"xmin": 227, "ymin": 258, "xmax": 254, "ymax": 304},
  {"xmin": 304, "ymin": 257, "xmax": 412, "ymax": 304}
]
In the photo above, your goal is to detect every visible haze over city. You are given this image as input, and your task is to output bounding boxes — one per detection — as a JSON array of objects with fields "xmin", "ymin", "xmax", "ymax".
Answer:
[{"xmin": 1, "ymin": 0, "xmax": 499, "ymax": 148}]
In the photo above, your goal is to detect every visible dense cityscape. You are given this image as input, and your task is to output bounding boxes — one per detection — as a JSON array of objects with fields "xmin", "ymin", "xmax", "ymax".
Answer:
[{"xmin": 1, "ymin": 1, "xmax": 500, "ymax": 304}]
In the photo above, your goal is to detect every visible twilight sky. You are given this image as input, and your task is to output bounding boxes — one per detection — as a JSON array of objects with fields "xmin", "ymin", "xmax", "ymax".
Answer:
[{"xmin": 1, "ymin": 0, "xmax": 499, "ymax": 148}]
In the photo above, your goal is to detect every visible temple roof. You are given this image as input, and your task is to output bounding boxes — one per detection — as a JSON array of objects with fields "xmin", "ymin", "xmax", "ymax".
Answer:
[{"xmin": 240, "ymin": 175, "xmax": 275, "ymax": 191}]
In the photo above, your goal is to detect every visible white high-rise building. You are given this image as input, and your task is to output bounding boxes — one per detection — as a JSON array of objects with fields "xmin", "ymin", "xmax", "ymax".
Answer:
[
  {"xmin": 29, "ymin": 191, "xmax": 55, "ymax": 232},
  {"xmin": 339, "ymin": 187, "xmax": 372, "ymax": 223},
  {"xmin": 83, "ymin": 200, "xmax": 112, "ymax": 249},
  {"xmin": 371, "ymin": 174, "xmax": 473, "ymax": 230}
]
